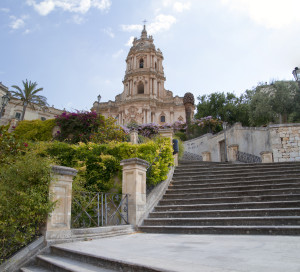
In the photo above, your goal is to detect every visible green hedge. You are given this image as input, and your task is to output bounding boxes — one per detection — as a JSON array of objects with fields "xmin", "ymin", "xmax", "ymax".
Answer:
[
  {"xmin": 0, "ymin": 129, "xmax": 54, "ymax": 264},
  {"xmin": 14, "ymin": 119, "xmax": 56, "ymax": 141},
  {"xmin": 43, "ymin": 136, "xmax": 173, "ymax": 192}
]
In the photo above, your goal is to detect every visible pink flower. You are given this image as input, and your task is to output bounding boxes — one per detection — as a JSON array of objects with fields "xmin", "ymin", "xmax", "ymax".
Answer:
[{"xmin": 24, "ymin": 143, "xmax": 28, "ymax": 147}]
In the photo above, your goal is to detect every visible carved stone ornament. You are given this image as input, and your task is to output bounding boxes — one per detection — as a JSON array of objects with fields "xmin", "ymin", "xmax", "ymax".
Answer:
[
  {"xmin": 183, "ymin": 92, "xmax": 195, "ymax": 105},
  {"xmin": 124, "ymin": 106, "xmax": 143, "ymax": 123}
]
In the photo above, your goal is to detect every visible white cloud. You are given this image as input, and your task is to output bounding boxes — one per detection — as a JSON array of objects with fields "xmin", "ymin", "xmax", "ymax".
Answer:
[
  {"xmin": 173, "ymin": 2, "xmax": 191, "ymax": 12},
  {"xmin": 161, "ymin": 0, "xmax": 191, "ymax": 13},
  {"xmin": 0, "ymin": 8, "xmax": 10, "ymax": 13},
  {"xmin": 23, "ymin": 29, "xmax": 32, "ymax": 34},
  {"xmin": 222, "ymin": 0, "xmax": 300, "ymax": 29},
  {"xmin": 26, "ymin": 0, "xmax": 111, "ymax": 16},
  {"xmin": 9, "ymin": 15, "xmax": 28, "ymax": 30},
  {"xmin": 121, "ymin": 14, "xmax": 176, "ymax": 36},
  {"xmin": 148, "ymin": 14, "xmax": 176, "ymax": 34},
  {"xmin": 121, "ymin": 24, "xmax": 143, "ymax": 32},
  {"xmin": 112, "ymin": 49, "xmax": 124, "ymax": 59},
  {"xmin": 125, "ymin": 36, "xmax": 134, "ymax": 47},
  {"xmin": 102, "ymin": 27, "xmax": 114, "ymax": 38}
]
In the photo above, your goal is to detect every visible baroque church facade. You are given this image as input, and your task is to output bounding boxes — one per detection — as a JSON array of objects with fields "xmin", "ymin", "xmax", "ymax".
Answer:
[{"xmin": 92, "ymin": 25, "xmax": 193, "ymax": 125}]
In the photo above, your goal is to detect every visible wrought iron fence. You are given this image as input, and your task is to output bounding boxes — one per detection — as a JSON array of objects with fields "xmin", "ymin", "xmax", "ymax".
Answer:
[
  {"xmin": 237, "ymin": 151, "xmax": 262, "ymax": 163},
  {"xmin": 71, "ymin": 192, "xmax": 129, "ymax": 229}
]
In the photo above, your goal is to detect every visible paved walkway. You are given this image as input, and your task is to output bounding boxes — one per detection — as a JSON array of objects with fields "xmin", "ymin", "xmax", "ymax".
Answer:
[{"xmin": 56, "ymin": 233, "xmax": 300, "ymax": 272}]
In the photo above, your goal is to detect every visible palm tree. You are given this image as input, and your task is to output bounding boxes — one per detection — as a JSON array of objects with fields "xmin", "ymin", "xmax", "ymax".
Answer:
[{"xmin": 11, "ymin": 79, "xmax": 48, "ymax": 121}]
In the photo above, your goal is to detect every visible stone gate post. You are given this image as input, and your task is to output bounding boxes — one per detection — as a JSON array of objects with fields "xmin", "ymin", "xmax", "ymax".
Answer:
[
  {"xmin": 228, "ymin": 144, "xmax": 239, "ymax": 162},
  {"xmin": 158, "ymin": 128, "xmax": 177, "ymax": 165},
  {"xmin": 45, "ymin": 165, "xmax": 77, "ymax": 240},
  {"xmin": 202, "ymin": 151, "xmax": 211, "ymax": 162},
  {"xmin": 260, "ymin": 151, "xmax": 273, "ymax": 163},
  {"xmin": 120, "ymin": 158, "xmax": 149, "ymax": 227},
  {"xmin": 130, "ymin": 129, "xmax": 139, "ymax": 144}
]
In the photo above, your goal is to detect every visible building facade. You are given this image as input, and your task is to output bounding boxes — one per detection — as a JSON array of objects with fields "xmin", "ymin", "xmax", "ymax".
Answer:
[
  {"xmin": 92, "ymin": 25, "xmax": 193, "ymax": 125},
  {"xmin": 0, "ymin": 82, "xmax": 64, "ymax": 126}
]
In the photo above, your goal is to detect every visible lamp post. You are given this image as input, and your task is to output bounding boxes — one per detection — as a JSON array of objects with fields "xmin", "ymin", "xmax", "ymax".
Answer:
[
  {"xmin": 292, "ymin": 67, "xmax": 300, "ymax": 89},
  {"xmin": 0, "ymin": 92, "xmax": 11, "ymax": 119},
  {"xmin": 97, "ymin": 94, "xmax": 101, "ymax": 114},
  {"xmin": 222, "ymin": 121, "xmax": 228, "ymax": 162}
]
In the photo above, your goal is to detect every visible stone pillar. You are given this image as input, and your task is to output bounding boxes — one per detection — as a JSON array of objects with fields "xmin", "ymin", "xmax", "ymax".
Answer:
[
  {"xmin": 158, "ymin": 128, "xmax": 174, "ymax": 143},
  {"xmin": 174, "ymin": 153, "xmax": 178, "ymax": 166},
  {"xmin": 228, "ymin": 144, "xmax": 239, "ymax": 162},
  {"xmin": 260, "ymin": 151, "xmax": 273, "ymax": 163},
  {"xmin": 202, "ymin": 151, "xmax": 211, "ymax": 162},
  {"xmin": 120, "ymin": 158, "xmax": 149, "ymax": 227},
  {"xmin": 130, "ymin": 129, "xmax": 139, "ymax": 144},
  {"xmin": 45, "ymin": 165, "xmax": 77, "ymax": 239}
]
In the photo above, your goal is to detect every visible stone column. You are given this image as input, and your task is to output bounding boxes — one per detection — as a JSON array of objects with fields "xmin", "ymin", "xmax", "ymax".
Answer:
[
  {"xmin": 130, "ymin": 129, "xmax": 139, "ymax": 144},
  {"xmin": 260, "ymin": 151, "xmax": 273, "ymax": 163},
  {"xmin": 120, "ymin": 158, "xmax": 149, "ymax": 227},
  {"xmin": 228, "ymin": 144, "xmax": 239, "ymax": 162},
  {"xmin": 45, "ymin": 165, "xmax": 77, "ymax": 240},
  {"xmin": 183, "ymin": 93, "xmax": 195, "ymax": 138},
  {"xmin": 174, "ymin": 153, "xmax": 179, "ymax": 166},
  {"xmin": 202, "ymin": 151, "xmax": 211, "ymax": 162},
  {"xmin": 158, "ymin": 128, "xmax": 174, "ymax": 143}
]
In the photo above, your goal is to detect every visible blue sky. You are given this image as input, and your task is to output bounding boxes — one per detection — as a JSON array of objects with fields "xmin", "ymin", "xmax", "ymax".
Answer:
[{"xmin": 1, "ymin": 0, "xmax": 300, "ymax": 111}]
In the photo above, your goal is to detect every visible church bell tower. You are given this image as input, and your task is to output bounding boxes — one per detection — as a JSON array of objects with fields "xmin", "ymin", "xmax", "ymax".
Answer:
[{"xmin": 123, "ymin": 24, "xmax": 166, "ymax": 100}]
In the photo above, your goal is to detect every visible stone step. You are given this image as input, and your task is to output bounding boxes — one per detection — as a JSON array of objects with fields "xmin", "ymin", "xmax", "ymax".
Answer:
[
  {"xmin": 174, "ymin": 165, "xmax": 300, "ymax": 175},
  {"xmin": 49, "ymin": 245, "xmax": 166, "ymax": 272},
  {"xmin": 167, "ymin": 182, "xmax": 300, "ymax": 194},
  {"xmin": 178, "ymin": 161, "xmax": 300, "ymax": 167},
  {"xmin": 171, "ymin": 178, "xmax": 300, "ymax": 190},
  {"xmin": 159, "ymin": 194, "xmax": 300, "ymax": 205},
  {"xmin": 21, "ymin": 266, "xmax": 52, "ymax": 272},
  {"xmin": 163, "ymin": 188, "xmax": 300, "ymax": 200},
  {"xmin": 172, "ymin": 174, "xmax": 300, "ymax": 184},
  {"xmin": 176, "ymin": 162, "xmax": 300, "ymax": 170},
  {"xmin": 36, "ymin": 254, "xmax": 116, "ymax": 272},
  {"xmin": 149, "ymin": 208, "xmax": 300, "ymax": 218},
  {"xmin": 173, "ymin": 170, "xmax": 300, "ymax": 180},
  {"xmin": 143, "ymin": 216, "xmax": 300, "ymax": 226},
  {"xmin": 155, "ymin": 200, "xmax": 300, "ymax": 212},
  {"xmin": 139, "ymin": 225, "xmax": 300, "ymax": 235}
]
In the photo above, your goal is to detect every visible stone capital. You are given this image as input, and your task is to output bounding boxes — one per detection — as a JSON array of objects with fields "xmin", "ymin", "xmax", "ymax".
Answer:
[{"xmin": 120, "ymin": 158, "xmax": 149, "ymax": 168}]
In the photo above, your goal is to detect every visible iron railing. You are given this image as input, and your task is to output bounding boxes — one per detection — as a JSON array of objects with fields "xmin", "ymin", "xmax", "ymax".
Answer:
[
  {"xmin": 237, "ymin": 151, "xmax": 262, "ymax": 163},
  {"xmin": 71, "ymin": 192, "xmax": 129, "ymax": 229}
]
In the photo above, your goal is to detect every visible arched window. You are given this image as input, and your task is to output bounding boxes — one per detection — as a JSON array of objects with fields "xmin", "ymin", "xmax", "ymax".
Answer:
[
  {"xmin": 138, "ymin": 82, "xmax": 144, "ymax": 94},
  {"xmin": 160, "ymin": 115, "xmax": 165, "ymax": 123},
  {"xmin": 139, "ymin": 59, "xmax": 144, "ymax": 68},
  {"xmin": 155, "ymin": 62, "xmax": 157, "ymax": 69}
]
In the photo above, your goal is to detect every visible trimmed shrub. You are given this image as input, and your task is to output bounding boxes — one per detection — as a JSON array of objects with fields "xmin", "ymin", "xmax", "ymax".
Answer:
[
  {"xmin": 14, "ymin": 119, "xmax": 56, "ymax": 141},
  {"xmin": 44, "ymin": 137, "xmax": 173, "ymax": 192},
  {"xmin": 0, "ymin": 152, "xmax": 53, "ymax": 264}
]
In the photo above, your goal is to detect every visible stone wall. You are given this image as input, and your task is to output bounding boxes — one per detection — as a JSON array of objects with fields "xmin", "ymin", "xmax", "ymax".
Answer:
[
  {"xmin": 184, "ymin": 123, "xmax": 300, "ymax": 162},
  {"xmin": 269, "ymin": 124, "xmax": 300, "ymax": 162}
]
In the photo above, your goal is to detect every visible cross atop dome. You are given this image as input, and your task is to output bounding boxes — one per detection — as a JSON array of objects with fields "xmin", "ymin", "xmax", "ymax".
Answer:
[{"xmin": 141, "ymin": 19, "xmax": 147, "ymax": 39}]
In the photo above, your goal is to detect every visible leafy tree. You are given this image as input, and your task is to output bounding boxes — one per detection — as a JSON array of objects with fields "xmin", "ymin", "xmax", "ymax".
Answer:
[
  {"xmin": 249, "ymin": 81, "xmax": 298, "ymax": 125},
  {"xmin": 195, "ymin": 92, "xmax": 250, "ymax": 126},
  {"xmin": 11, "ymin": 79, "xmax": 48, "ymax": 121}
]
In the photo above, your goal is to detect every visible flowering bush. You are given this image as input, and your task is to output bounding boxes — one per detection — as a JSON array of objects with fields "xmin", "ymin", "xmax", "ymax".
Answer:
[
  {"xmin": 188, "ymin": 116, "xmax": 223, "ymax": 139},
  {"xmin": 55, "ymin": 111, "xmax": 101, "ymax": 143},
  {"xmin": 90, "ymin": 117, "xmax": 127, "ymax": 144}
]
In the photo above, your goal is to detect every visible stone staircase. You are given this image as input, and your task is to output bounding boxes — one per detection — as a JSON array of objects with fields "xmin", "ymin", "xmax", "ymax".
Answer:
[
  {"xmin": 20, "ymin": 243, "xmax": 158, "ymax": 272},
  {"xmin": 140, "ymin": 161, "xmax": 300, "ymax": 235}
]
